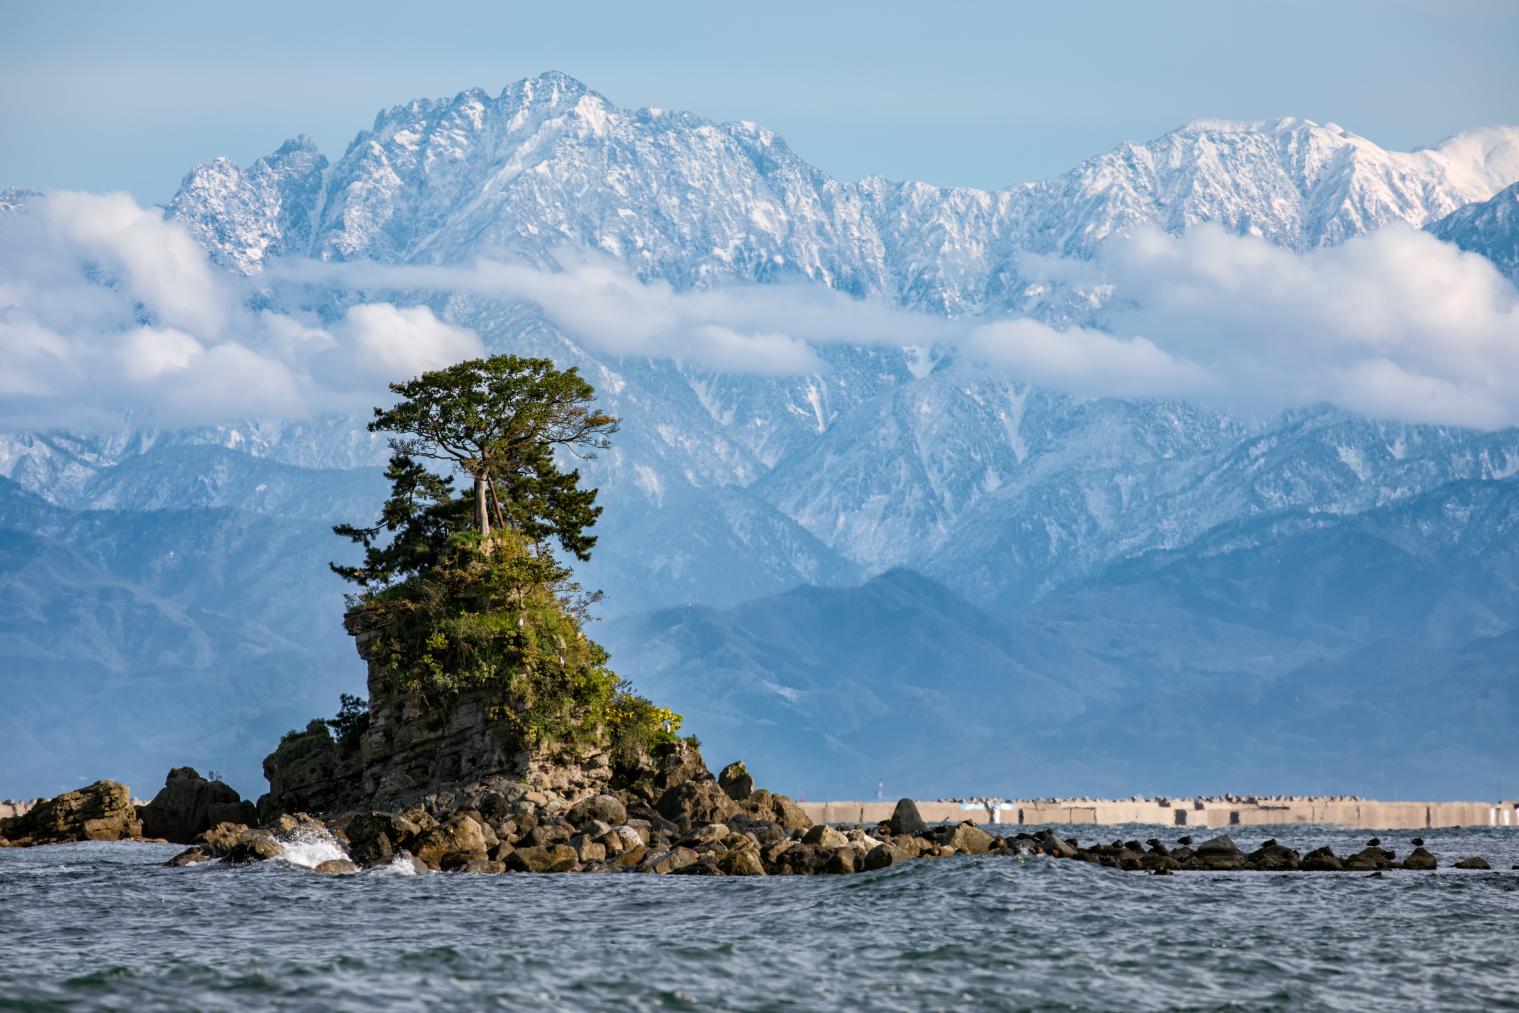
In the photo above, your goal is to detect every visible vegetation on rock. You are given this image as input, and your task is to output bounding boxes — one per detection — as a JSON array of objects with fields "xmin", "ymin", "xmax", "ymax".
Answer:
[{"xmin": 327, "ymin": 354, "xmax": 680, "ymax": 759}]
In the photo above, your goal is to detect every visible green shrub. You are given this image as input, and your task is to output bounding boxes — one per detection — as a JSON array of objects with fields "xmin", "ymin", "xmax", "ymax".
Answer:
[{"xmin": 345, "ymin": 531, "xmax": 674, "ymax": 753}]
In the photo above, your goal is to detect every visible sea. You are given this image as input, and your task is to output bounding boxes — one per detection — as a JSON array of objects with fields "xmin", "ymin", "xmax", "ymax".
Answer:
[{"xmin": 2, "ymin": 824, "xmax": 1516, "ymax": 1011}]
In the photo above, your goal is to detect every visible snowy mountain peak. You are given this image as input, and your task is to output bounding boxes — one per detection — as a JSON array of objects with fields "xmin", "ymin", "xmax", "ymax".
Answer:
[{"xmin": 163, "ymin": 74, "xmax": 1519, "ymax": 312}]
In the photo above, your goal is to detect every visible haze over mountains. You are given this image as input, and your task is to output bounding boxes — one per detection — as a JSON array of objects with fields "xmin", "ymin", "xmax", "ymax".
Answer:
[{"xmin": 3, "ymin": 72, "xmax": 1517, "ymax": 800}]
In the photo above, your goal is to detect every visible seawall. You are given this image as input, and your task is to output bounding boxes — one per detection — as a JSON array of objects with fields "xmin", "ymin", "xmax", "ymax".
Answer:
[{"xmin": 801, "ymin": 797, "xmax": 1519, "ymax": 830}]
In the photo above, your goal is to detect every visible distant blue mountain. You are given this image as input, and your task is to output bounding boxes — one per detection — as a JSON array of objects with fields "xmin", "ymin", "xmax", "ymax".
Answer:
[{"xmin": 600, "ymin": 481, "xmax": 1519, "ymax": 799}]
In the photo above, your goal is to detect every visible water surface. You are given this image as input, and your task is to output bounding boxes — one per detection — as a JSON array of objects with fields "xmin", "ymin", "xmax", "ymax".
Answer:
[{"xmin": 2, "ymin": 825, "xmax": 1516, "ymax": 1010}]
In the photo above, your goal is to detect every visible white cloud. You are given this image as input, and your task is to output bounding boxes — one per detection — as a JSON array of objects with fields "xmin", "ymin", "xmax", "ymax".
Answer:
[
  {"xmin": 326, "ymin": 303, "xmax": 484, "ymax": 386},
  {"xmin": 4, "ymin": 192, "xmax": 1517, "ymax": 432},
  {"xmin": 963, "ymin": 318, "xmax": 1215, "ymax": 401},
  {"xmin": 1003, "ymin": 224, "xmax": 1519, "ymax": 427},
  {"xmin": 0, "ymin": 192, "xmax": 484, "ymax": 429},
  {"xmin": 269, "ymin": 250, "xmax": 954, "ymax": 375}
]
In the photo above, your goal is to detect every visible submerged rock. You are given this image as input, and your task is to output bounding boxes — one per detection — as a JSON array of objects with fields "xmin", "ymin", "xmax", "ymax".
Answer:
[{"xmin": 1401, "ymin": 847, "xmax": 1438, "ymax": 870}]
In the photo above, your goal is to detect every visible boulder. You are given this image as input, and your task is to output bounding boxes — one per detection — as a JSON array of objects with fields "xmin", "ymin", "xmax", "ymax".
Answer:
[
  {"xmin": 767, "ymin": 794, "xmax": 812, "ymax": 832},
  {"xmin": 256, "ymin": 720, "xmax": 362, "ymax": 820},
  {"xmin": 345, "ymin": 811, "xmax": 421, "ymax": 866},
  {"xmin": 1344, "ymin": 847, "xmax": 1393, "ymax": 871},
  {"xmin": 1453, "ymin": 856, "xmax": 1491, "ymax": 870},
  {"xmin": 314, "ymin": 859, "xmax": 360, "ymax": 874},
  {"xmin": 801, "ymin": 825, "xmax": 849, "ymax": 848},
  {"xmin": 656, "ymin": 779, "xmax": 739, "ymax": 826},
  {"xmin": 825, "ymin": 847, "xmax": 857, "ymax": 874},
  {"xmin": 0, "ymin": 780, "xmax": 142, "ymax": 846},
  {"xmin": 138, "ymin": 767, "xmax": 256, "ymax": 844},
  {"xmin": 931, "ymin": 822, "xmax": 994, "ymax": 856},
  {"xmin": 863, "ymin": 844, "xmax": 909, "ymax": 870},
  {"xmin": 889, "ymin": 798, "xmax": 927, "ymax": 836},
  {"xmin": 1246, "ymin": 842, "xmax": 1301, "ymax": 871},
  {"xmin": 771, "ymin": 843, "xmax": 828, "ymax": 875},
  {"xmin": 1192, "ymin": 835, "xmax": 1247, "ymax": 870},
  {"xmin": 672, "ymin": 854, "xmax": 725, "ymax": 876},
  {"xmin": 412, "ymin": 815, "xmax": 488, "ymax": 869},
  {"xmin": 196, "ymin": 821, "xmax": 251, "ymax": 853},
  {"xmin": 719, "ymin": 846, "xmax": 767, "ymax": 876},
  {"xmin": 223, "ymin": 833, "xmax": 283, "ymax": 864},
  {"xmin": 653, "ymin": 739, "xmax": 711, "ymax": 791},
  {"xmin": 506, "ymin": 844, "xmax": 579, "ymax": 873},
  {"xmin": 1401, "ymin": 847, "xmax": 1437, "ymax": 870},
  {"xmin": 567, "ymin": 794, "xmax": 627, "ymax": 828},
  {"xmin": 1039, "ymin": 833, "xmax": 1078, "ymax": 859},
  {"xmin": 1300, "ymin": 847, "xmax": 1344, "ymax": 872},
  {"xmin": 571, "ymin": 837, "xmax": 607, "ymax": 863},
  {"xmin": 647, "ymin": 846, "xmax": 698, "ymax": 875},
  {"xmin": 165, "ymin": 847, "xmax": 212, "ymax": 867},
  {"xmin": 717, "ymin": 761, "xmax": 755, "ymax": 801}
]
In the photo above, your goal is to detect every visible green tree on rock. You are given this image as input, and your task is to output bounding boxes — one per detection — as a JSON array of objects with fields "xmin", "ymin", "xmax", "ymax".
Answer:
[
  {"xmin": 376, "ymin": 355, "xmax": 616, "ymax": 549},
  {"xmin": 330, "ymin": 354, "xmax": 678, "ymax": 758}
]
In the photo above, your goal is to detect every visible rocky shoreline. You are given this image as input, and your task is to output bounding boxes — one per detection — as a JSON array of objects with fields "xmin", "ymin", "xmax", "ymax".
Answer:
[{"xmin": 1, "ymin": 751, "xmax": 1507, "ymax": 877}]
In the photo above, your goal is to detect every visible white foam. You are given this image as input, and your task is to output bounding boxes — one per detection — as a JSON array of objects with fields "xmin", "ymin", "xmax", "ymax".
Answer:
[
  {"xmin": 376, "ymin": 853, "xmax": 421, "ymax": 876},
  {"xmin": 274, "ymin": 827, "xmax": 349, "ymax": 869}
]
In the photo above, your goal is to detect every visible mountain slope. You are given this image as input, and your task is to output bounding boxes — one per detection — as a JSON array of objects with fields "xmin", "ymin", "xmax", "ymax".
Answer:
[
  {"xmin": 602, "ymin": 480, "xmax": 1519, "ymax": 799},
  {"xmin": 0, "ymin": 477, "xmax": 364, "ymax": 797},
  {"xmin": 1427, "ymin": 180, "xmax": 1519, "ymax": 282}
]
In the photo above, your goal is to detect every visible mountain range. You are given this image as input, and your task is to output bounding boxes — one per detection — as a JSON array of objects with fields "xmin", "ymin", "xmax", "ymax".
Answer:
[{"xmin": 2, "ymin": 72, "xmax": 1517, "ymax": 800}]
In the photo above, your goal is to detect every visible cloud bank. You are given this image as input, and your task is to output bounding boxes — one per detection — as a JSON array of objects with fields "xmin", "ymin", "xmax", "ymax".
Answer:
[
  {"xmin": 3, "ymin": 193, "xmax": 1517, "ymax": 431},
  {"xmin": 268, "ymin": 254, "xmax": 953, "ymax": 376},
  {"xmin": 982, "ymin": 224, "xmax": 1519, "ymax": 428},
  {"xmin": 0, "ymin": 192, "xmax": 482, "ymax": 429}
]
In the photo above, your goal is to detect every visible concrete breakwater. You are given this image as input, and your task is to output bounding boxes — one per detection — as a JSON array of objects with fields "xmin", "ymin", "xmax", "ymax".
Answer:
[{"xmin": 801, "ymin": 797, "xmax": 1519, "ymax": 830}]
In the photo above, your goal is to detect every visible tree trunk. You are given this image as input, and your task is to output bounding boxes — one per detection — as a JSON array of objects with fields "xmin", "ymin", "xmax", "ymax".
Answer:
[{"xmin": 474, "ymin": 473, "xmax": 490, "ymax": 537}]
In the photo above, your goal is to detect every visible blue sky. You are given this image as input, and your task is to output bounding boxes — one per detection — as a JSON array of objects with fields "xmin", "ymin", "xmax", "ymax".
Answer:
[{"xmin": 3, "ymin": 0, "xmax": 1518, "ymax": 202}]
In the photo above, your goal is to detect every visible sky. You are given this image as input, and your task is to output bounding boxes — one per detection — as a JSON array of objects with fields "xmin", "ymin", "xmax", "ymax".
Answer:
[{"xmin": 4, "ymin": 0, "xmax": 1519, "ymax": 203}]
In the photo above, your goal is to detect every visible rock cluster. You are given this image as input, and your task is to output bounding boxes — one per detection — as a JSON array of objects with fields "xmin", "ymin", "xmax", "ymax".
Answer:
[
  {"xmin": 0, "ymin": 781, "xmax": 142, "ymax": 846},
  {"xmin": 164, "ymin": 742, "xmax": 1508, "ymax": 881},
  {"xmin": 1000, "ymin": 832, "xmax": 1492, "ymax": 874},
  {"xmin": 139, "ymin": 767, "xmax": 258, "ymax": 844}
]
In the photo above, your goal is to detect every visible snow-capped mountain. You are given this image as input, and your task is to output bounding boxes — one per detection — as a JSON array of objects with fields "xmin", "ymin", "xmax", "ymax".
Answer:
[
  {"xmin": 167, "ymin": 72, "xmax": 1519, "ymax": 313},
  {"xmin": 150, "ymin": 71, "xmax": 1519, "ymax": 606},
  {"xmin": 1427, "ymin": 180, "xmax": 1519, "ymax": 282},
  {"xmin": 4, "ymin": 71, "xmax": 1518, "ymax": 797}
]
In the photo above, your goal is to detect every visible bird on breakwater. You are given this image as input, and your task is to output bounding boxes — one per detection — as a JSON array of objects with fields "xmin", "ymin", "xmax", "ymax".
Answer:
[
  {"xmin": 1412, "ymin": 837, "xmax": 1425, "ymax": 846},
  {"xmin": 1178, "ymin": 836, "xmax": 1193, "ymax": 846},
  {"xmin": 1367, "ymin": 838, "xmax": 1381, "ymax": 847}
]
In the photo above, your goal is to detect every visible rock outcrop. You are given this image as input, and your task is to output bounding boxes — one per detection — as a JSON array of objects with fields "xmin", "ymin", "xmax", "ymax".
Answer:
[
  {"xmin": 257, "ymin": 612, "xmax": 617, "ymax": 819},
  {"xmin": 0, "ymin": 781, "xmax": 142, "ymax": 846},
  {"xmin": 258, "ymin": 720, "xmax": 364, "ymax": 820},
  {"xmin": 138, "ymin": 767, "xmax": 257, "ymax": 843}
]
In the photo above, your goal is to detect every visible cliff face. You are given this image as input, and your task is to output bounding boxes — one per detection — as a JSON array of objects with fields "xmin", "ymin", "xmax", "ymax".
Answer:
[{"xmin": 258, "ymin": 613, "xmax": 616, "ymax": 817}]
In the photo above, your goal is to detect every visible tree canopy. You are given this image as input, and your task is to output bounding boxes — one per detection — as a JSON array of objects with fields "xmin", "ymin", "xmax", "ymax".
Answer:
[
  {"xmin": 373, "ymin": 355, "xmax": 617, "ymax": 546},
  {"xmin": 334, "ymin": 355, "xmax": 618, "ymax": 590}
]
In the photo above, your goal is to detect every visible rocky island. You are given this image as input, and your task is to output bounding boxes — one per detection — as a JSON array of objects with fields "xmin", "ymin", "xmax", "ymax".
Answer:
[{"xmin": 0, "ymin": 354, "xmax": 1505, "ymax": 878}]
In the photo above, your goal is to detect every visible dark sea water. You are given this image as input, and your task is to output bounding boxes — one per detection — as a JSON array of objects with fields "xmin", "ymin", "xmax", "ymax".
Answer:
[{"xmin": 2, "ymin": 824, "xmax": 1517, "ymax": 1011}]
